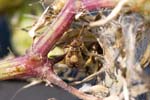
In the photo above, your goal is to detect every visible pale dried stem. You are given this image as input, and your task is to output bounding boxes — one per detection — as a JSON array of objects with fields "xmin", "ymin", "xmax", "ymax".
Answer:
[
  {"xmin": 90, "ymin": 0, "xmax": 128, "ymax": 27},
  {"xmin": 29, "ymin": 7, "xmax": 50, "ymax": 38},
  {"xmin": 140, "ymin": 43, "xmax": 150, "ymax": 68}
]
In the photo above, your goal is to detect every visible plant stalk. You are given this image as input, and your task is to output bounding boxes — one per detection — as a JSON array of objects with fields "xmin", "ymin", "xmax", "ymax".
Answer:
[
  {"xmin": 32, "ymin": 0, "xmax": 116, "ymax": 57},
  {"xmin": 0, "ymin": 0, "xmax": 119, "ymax": 100},
  {"xmin": 38, "ymin": 66, "xmax": 102, "ymax": 100},
  {"xmin": 0, "ymin": 0, "xmax": 117, "ymax": 81}
]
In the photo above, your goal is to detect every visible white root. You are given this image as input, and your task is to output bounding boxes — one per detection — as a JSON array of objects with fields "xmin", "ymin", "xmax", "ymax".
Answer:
[{"xmin": 90, "ymin": 0, "xmax": 128, "ymax": 27}]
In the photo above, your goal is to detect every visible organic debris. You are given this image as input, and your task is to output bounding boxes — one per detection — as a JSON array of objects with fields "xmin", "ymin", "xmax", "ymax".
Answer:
[
  {"xmin": 52, "ymin": 4, "xmax": 150, "ymax": 100},
  {"xmin": 1, "ymin": 0, "xmax": 150, "ymax": 100}
]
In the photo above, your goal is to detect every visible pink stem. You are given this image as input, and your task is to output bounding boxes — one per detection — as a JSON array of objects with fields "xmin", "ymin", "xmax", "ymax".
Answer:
[
  {"xmin": 0, "ymin": 54, "xmax": 47, "ymax": 80},
  {"xmin": 32, "ymin": 0, "xmax": 116, "ymax": 57},
  {"xmin": 32, "ymin": 0, "xmax": 75, "ymax": 56},
  {"xmin": 0, "ymin": 0, "xmax": 118, "ymax": 99},
  {"xmin": 0, "ymin": 56, "xmax": 26, "ymax": 80},
  {"xmin": 38, "ymin": 67, "xmax": 102, "ymax": 100},
  {"xmin": 0, "ymin": 0, "xmax": 117, "ymax": 80},
  {"xmin": 0, "ymin": 0, "xmax": 116, "ymax": 80},
  {"xmin": 82, "ymin": 0, "xmax": 117, "ymax": 10}
]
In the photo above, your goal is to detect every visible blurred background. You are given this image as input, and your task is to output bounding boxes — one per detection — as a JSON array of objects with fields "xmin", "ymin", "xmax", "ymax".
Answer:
[{"xmin": 0, "ymin": 0, "xmax": 42, "ymax": 57}]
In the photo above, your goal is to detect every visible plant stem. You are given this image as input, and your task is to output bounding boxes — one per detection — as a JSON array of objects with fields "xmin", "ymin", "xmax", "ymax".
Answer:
[
  {"xmin": 0, "ymin": 57, "xmax": 26, "ymax": 80},
  {"xmin": 0, "ymin": 0, "xmax": 117, "ymax": 80},
  {"xmin": 38, "ymin": 67, "xmax": 102, "ymax": 100},
  {"xmin": 32, "ymin": 0, "xmax": 75, "ymax": 56},
  {"xmin": 32, "ymin": 0, "xmax": 116, "ymax": 57},
  {"xmin": 0, "ymin": 54, "xmax": 48, "ymax": 80},
  {"xmin": 0, "ymin": 0, "xmax": 118, "ymax": 100},
  {"xmin": 82, "ymin": 0, "xmax": 117, "ymax": 11}
]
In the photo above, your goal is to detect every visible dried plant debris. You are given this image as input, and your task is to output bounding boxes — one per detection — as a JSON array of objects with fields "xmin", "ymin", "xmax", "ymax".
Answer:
[
  {"xmin": 50, "ymin": 8, "xmax": 150, "ymax": 100},
  {"xmin": 4, "ymin": 1, "xmax": 150, "ymax": 100}
]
